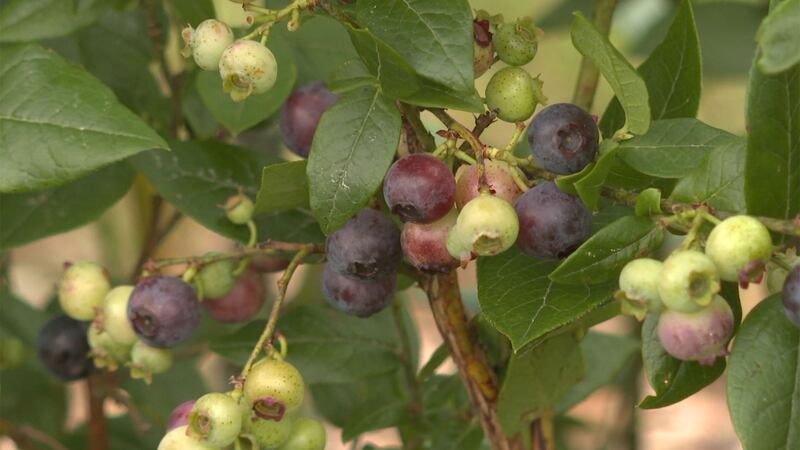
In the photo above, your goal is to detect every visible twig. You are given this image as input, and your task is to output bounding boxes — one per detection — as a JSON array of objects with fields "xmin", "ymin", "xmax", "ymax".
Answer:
[
  {"xmin": 146, "ymin": 241, "xmax": 324, "ymax": 272},
  {"xmin": 421, "ymin": 272, "xmax": 511, "ymax": 450},
  {"xmin": 392, "ymin": 301, "xmax": 422, "ymax": 450},
  {"xmin": 131, "ymin": 195, "xmax": 165, "ymax": 281},
  {"xmin": 238, "ymin": 245, "xmax": 315, "ymax": 382},
  {"xmin": 143, "ymin": 0, "xmax": 185, "ymax": 135},
  {"xmin": 428, "ymin": 108, "xmax": 490, "ymax": 191},
  {"xmin": 87, "ymin": 374, "xmax": 108, "ymax": 450},
  {"xmin": 571, "ymin": 0, "xmax": 619, "ymax": 110},
  {"xmin": 0, "ymin": 418, "xmax": 69, "ymax": 450},
  {"xmin": 398, "ymin": 102, "xmax": 436, "ymax": 153}
]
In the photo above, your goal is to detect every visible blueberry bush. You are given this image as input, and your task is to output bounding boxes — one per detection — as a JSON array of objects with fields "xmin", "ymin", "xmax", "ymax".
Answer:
[{"xmin": 0, "ymin": 0, "xmax": 798, "ymax": 449}]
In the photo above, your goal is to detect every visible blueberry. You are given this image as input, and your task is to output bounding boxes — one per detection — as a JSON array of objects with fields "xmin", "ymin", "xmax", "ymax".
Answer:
[
  {"xmin": 325, "ymin": 208, "xmax": 402, "ymax": 280},
  {"xmin": 383, "ymin": 153, "xmax": 456, "ymax": 224},
  {"xmin": 783, "ymin": 264, "xmax": 800, "ymax": 327},
  {"xmin": 37, "ymin": 315, "xmax": 93, "ymax": 381},
  {"xmin": 527, "ymin": 103, "xmax": 598, "ymax": 175},
  {"xmin": 322, "ymin": 265, "xmax": 396, "ymax": 317},
  {"xmin": 279, "ymin": 82, "xmax": 338, "ymax": 158},
  {"xmin": 127, "ymin": 276, "xmax": 200, "ymax": 348}
]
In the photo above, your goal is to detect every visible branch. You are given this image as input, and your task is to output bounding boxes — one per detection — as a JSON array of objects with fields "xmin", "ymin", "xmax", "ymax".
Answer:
[
  {"xmin": 87, "ymin": 374, "xmax": 108, "ymax": 450},
  {"xmin": 146, "ymin": 240, "xmax": 324, "ymax": 272},
  {"xmin": 571, "ymin": 0, "xmax": 619, "ymax": 110},
  {"xmin": 398, "ymin": 103, "xmax": 436, "ymax": 153},
  {"xmin": 143, "ymin": 0, "xmax": 185, "ymax": 136},
  {"xmin": 0, "ymin": 418, "xmax": 68, "ymax": 450},
  {"xmin": 421, "ymin": 272, "xmax": 512, "ymax": 450},
  {"xmin": 238, "ymin": 245, "xmax": 315, "ymax": 382}
]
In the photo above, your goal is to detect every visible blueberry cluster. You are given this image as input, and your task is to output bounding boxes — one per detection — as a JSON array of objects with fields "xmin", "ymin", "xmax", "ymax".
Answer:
[
  {"xmin": 616, "ymin": 215, "xmax": 788, "ymax": 365},
  {"xmin": 182, "ymin": 19, "xmax": 278, "ymax": 102},
  {"xmin": 38, "ymin": 255, "xmax": 274, "ymax": 383},
  {"xmin": 158, "ymin": 358, "xmax": 325, "ymax": 450}
]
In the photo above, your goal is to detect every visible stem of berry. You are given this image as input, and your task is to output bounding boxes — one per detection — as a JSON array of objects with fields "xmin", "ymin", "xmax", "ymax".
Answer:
[
  {"xmin": 428, "ymin": 108, "xmax": 491, "ymax": 192},
  {"xmin": 572, "ymin": 0, "xmax": 619, "ymax": 110},
  {"xmin": 238, "ymin": 245, "xmax": 315, "ymax": 384}
]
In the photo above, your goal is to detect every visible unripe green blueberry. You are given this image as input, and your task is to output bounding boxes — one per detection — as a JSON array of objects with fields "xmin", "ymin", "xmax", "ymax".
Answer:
[
  {"xmin": 493, "ymin": 17, "xmax": 539, "ymax": 66},
  {"xmin": 657, "ymin": 295, "xmax": 734, "ymax": 366},
  {"xmin": 485, "ymin": 67, "xmax": 545, "ymax": 122},
  {"xmin": 249, "ymin": 415, "xmax": 294, "ymax": 449},
  {"xmin": 278, "ymin": 417, "xmax": 326, "ymax": 450},
  {"xmin": 182, "ymin": 19, "xmax": 234, "ymax": 71},
  {"xmin": 58, "ymin": 261, "xmax": 112, "ymax": 321},
  {"xmin": 243, "ymin": 358, "xmax": 305, "ymax": 420},
  {"xmin": 223, "ymin": 193, "xmax": 255, "ymax": 225},
  {"xmin": 128, "ymin": 340, "xmax": 173, "ymax": 384},
  {"xmin": 658, "ymin": 250, "xmax": 720, "ymax": 313},
  {"xmin": 157, "ymin": 425, "xmax": 218, "ymax": 450},
  {"xmin": 446, "ymin": 193, "xmax": 519, "ymax": 261},
  {"xmin": 187, "ymin": 392, "xmax": 243, "ymax": 447},
  {"xmin": 196, "ymin": 254, "xmax": 236, "ymax": 299},
  {"xmin": 617, "ymin": 258, "xmax": 664, "ymax": 320},
  {"xmin": 0, "ymin": 337, "xmax": 25, "ymax": 370},
  {"xmin": 87, "ymin": 325, "xmax": 130, "ymax": 371},
  {"xmin": 705, "ymin": 215, "xmax": 772, "ymax": 282},
  {"xmin": 99, "ymin": 285, "xmax": 137, "ymax": 346},
  {"xmin": 219, "ymin": 40, "xmax": 278, "ymax": 102}
]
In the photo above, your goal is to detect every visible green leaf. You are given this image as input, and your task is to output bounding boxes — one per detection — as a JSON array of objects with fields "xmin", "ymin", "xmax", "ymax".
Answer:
[
  {"xmin": 356, "ymin": 0, "xmax": 475, "ymax": 93},
  {"xmin": 120, "ymin": 359, "xmax": 209, "ymax": 429},
  {"xmin": 476, "ymin": 247, "xmax": 616, "ymax": 351},
  {"xmin": 272, "ymin": 16, "xmax": 359, "ymax": 86},
  {"xmin": 40, "ymin": 9, "xmax": 172, "ymax": 131},
  {"xmin": 0, "ymin": 163, "xmax": 134, "ymax": 250},
  {"xmin": 255, "ymin": 160, "xmax": 309, "ymax": 214},
  {"xmin": 573, "ymin": 141, "xmax": 621, "ymax": 210},
  {"xmin": 550, "ymin": 216, "xmax": 664, "ymax": 285},
  {"xmin": 132, "ymin": 140, "xmax": 324, "ymax": 243},
  {"xmin": 346, "ymin": 26, "xmax": 483, "ymax": 112},
  {"xmin": 600, "ymin": 0, "xmax": 702, "ymax": 137},
  {"xmin": 346, "ymin": 26, "xmax": 420, "ymax": 97},
  {"xmin": 0, "ymin": 44, "xmax": 168, "ymax": 193},
  {"xmin": 210, "ymin": 304, "xmax": 406, "ymax": 384},
  {"xmin": 0, "ymin": 359, "xmax": 67, "ymax": 438},
  {"xmin": 571, "ymin": 12, "xmax": 650, "ymax": 135},
  {"xmin": 556, "ymin": 332, "xmax": 640, "ymax": 412},
  {"xmin": 416, "ymin": 375, "xmax": 483, "ymax": 450},
  {"xmin": 307, "ymin": 85, "xmax": 401, "ymax": 234},
  {"xmin": 497, "ymin": 333, "xmax": 584, "ymax": 435},
  {"xmin": 756, "ymin": 0, "xmax": 800, "ymax": 74},
  {"xmin": 617, "ymin": 119, "xmax": 739, "ymax": 179},
  {"xmin": 172, "ymin": 0, "xmax": 216, "ymax": 28},
  {"xmin": 329, "ymin": 59, "xmax": 378, "ymax": 93},
  {"xmin": 0, "ymin": 0, "xmax": 108, "ymax": 42},
  {"xmin": 0, "ymin": 291, "xmax": 49, "ymax": 347},
  {"xmin": 196, "ymin": 37, "xmax": 296, "ymax": 136},
  {"xmin": 727, "ymin": 295, "xmax": 800, "ymax": 450},
  {"xmin": 671, "ymin": 139, "xmax": 747, "ymax": 213},
  {"xmin": 744, "ymin": 48, "xmax": 800, "ymax": 223},
  {"xmin": 635, "ymin": 188, "xmax": 662, "ymax": 216},
  {"xmin": 311, "ymin": 370, "xmax": 408, "ymax": 436},
  {"xmin": 639, "ymin": 313, "xmax": 725, "ymax": 409}
]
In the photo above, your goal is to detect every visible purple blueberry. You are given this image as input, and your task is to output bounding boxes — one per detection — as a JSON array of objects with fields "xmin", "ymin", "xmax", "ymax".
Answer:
[
  {"xmin": 279, "ymin": 82, "xmax": 338, "ymax": 157},
  {"xmin": 657, "ymin": 295, "xmax": 734, "ymax": 365},
  {"xmin": 528, "ymin": 103, "xmax": 599, "ymax": 175},
  {"xmin": 783, "ymin": 264, "xmax": 800, "ymax": 327},
  {"xmin": 322, "ymin": 265, "xmax": 396, "ymax": 317},
  {"xmin": 325, "ymin": 208, "xmax": 402, "ymax": 280},
  {"xmin": 514, "ymin": 182, "xmax": 592, "ymax": 259},
  {"xmin": 383, "ymin": 154, "xmax": 456, "ymax": 224},
  {"xmin": 127, "ymin": 275, "xmax": 200, "ymax": 348},
  {"xmin": 37, "ymin": 315, "xmax": 93, "ymax": 381}
]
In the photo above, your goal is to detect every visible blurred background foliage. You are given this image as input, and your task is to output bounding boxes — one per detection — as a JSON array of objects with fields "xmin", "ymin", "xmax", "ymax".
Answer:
[{"xmin": 0, "ymin": 0, "xmax": 769, "ymax": 449}]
